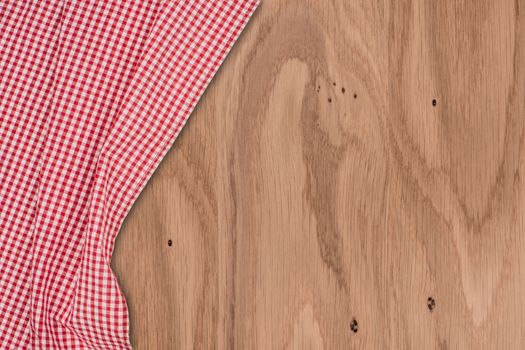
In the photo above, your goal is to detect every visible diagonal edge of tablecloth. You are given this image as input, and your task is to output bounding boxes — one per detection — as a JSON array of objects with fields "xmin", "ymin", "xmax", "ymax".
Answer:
[{"xmin": 57, "ymin": 1, "xmax": 261, "ymax": 348}]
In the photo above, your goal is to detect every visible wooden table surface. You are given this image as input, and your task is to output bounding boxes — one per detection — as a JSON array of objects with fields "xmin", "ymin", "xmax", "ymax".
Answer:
[{"xmin": 111, "ymin": 0, "xmax": 525, "ymax": 348}]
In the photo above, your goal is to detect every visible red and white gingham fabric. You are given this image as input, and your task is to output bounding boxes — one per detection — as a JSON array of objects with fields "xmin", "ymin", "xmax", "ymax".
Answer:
[{"xmin": 0, "ymin": 1, "xmax": 259, "ymax": 348}]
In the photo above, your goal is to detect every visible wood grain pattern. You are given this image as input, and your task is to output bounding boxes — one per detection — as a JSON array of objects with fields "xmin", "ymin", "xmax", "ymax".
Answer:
[{"xmin": 111, "ymin": 0, "xmax": 525, "ymax": 348}]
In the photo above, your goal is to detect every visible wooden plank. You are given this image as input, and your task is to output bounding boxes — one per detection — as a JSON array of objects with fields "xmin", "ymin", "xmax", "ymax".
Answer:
[{"xmin": 111, "ymin": 0, "xmax": 525, "ymax": 348}]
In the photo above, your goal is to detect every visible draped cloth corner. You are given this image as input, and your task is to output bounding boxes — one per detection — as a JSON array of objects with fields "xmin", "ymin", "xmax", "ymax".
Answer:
[{"xmin": 0, "ymin": 1, "xmax": 260, "ymax": 348}]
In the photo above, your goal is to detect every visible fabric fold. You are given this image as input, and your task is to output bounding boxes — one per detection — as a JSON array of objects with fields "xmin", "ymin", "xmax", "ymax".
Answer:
[{"xmin": 0, "ymin": 1, "xmax": 260, "ymax": 348}]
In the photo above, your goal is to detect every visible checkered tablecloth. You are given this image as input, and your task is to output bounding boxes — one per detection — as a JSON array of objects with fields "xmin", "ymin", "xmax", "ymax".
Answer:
[{"xmin": 0, "ymin": 1, "xmax": 259, "ymax": 348}]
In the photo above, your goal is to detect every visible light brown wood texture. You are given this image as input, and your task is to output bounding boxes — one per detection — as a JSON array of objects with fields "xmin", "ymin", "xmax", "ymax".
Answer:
[{"xmin": 111, "ymin": 0, "xmax": 525, "ymax": 349}]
